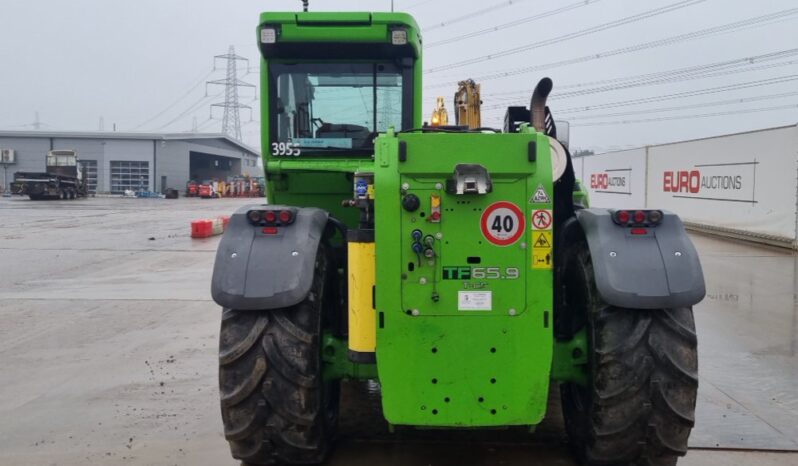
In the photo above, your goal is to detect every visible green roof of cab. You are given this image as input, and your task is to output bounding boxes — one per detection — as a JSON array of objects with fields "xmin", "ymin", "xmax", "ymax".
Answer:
[{"xmin": 258, "ymin": 12, "xmax": 422, "ymax": 57}]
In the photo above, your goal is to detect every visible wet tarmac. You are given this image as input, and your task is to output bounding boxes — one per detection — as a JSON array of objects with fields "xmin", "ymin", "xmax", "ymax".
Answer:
[{"xmin": 0, "ymin": 196, "xmax": 796, "ymax": 465}]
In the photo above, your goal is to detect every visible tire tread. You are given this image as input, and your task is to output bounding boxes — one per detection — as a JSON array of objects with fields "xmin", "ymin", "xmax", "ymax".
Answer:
[
  {"xmin": 562, "ymin": 244, "xmax": 698, "ymax": 466},
  {"xmin": 218, "ymin": 249, "xmax": 336, "ymax": 465}
]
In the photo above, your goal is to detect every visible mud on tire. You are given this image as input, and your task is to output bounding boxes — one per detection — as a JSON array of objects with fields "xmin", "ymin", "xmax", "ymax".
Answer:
[
  {"xmin": 560, "ymin": 243, "xmax": 698, "ymax": 466},
  {"xmin": 219, "ymin": 248, "xmax": 339, "ymax": 465}
]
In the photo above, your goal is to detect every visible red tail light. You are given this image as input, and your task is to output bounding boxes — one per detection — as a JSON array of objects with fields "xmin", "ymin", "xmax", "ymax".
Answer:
[
  {"xmin": 613, "ymin": 209, "xmax": 664, "ymax": 227},
  {"xmin": 248, "ymin": 208, "xmax": 297, "ymax": 227}
]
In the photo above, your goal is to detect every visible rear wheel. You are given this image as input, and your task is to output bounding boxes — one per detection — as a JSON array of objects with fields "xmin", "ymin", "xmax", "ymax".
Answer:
[
  {"xmin": 561, "ymin": 243, "xmax": 698, "ymax": 466},
  {"xmin": 219, "ymin": 247, "xmax": 339, "ymax": 465}
]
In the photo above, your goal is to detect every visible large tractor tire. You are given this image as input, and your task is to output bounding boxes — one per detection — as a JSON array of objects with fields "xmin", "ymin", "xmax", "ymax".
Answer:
[
  {"xmin": 560, "ymin": 243, "xmax": 698, "ymax": 466},
  {"xmin": 218, "ymin": 247, "xmax": 339, "ymax": 465}
]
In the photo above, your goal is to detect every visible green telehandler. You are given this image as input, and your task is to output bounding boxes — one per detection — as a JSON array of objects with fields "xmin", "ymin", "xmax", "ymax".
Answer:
[{"xmin": 211, "ymin": 8, "xmax": 705, "ymax": 466}]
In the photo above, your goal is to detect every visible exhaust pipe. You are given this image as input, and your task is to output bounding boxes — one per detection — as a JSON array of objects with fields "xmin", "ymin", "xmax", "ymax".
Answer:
[{"xmin": 530, "ymin": 77, "xmax": 553, "ymax": 133}]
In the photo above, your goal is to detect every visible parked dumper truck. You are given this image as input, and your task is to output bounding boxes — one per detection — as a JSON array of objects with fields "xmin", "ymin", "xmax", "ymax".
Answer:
[
  {"xmin": 210, "ymin": 8, "xmax": 706, "ymax": 466},
  {"xmin": 11, "ymin": 149, "xmax": 87, "ymax": 200}
]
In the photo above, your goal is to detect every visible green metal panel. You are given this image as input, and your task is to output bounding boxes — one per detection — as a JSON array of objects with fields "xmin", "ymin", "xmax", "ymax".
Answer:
[
  {"xmin": 374, "ymin": 130, "xmax": 555, "ymax": 427},
  {"xmin": 279, "ymin": 23, "xmax": 390, "ymax": 43},
  {"xmin": 259, "ymin": 12, "xmax": 420, "ymax": 48}
]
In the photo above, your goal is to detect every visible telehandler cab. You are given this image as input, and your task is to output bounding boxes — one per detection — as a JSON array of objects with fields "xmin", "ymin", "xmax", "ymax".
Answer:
[{"xmin": 211, "ymin": 9, "xmax": 705, "ymax": 466}]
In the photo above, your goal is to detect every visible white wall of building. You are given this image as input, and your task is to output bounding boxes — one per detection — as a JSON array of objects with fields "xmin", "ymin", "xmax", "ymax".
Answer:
[
  {"xmin": 646, "ymin": 126, "xmax": 798, "ymax": 240},
  {"xmin": 575, "ymin": 125, "xmax": 798, "ymax": 245},
  {"xmin": 580, "ymin": 148, "xmax": 647, "ymax": 209}
]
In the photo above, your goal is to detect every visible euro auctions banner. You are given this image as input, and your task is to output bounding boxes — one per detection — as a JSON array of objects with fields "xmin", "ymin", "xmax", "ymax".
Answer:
[
  {"xmin": 646, "ymin": 126, "xmax": 798, "ymax": 239},
  {"xmin": 580, "ymin": 148, "xmax": 647, "ymax": 209}
]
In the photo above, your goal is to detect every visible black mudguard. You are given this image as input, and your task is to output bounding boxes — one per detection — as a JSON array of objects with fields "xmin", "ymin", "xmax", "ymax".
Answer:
[
  {"xmin": 575, "ymin": 208, "xmax": 705, "ymax": 309},
  {"xmin": 211, "ymin": 204, "xmax": 329, "ymax": 310}
]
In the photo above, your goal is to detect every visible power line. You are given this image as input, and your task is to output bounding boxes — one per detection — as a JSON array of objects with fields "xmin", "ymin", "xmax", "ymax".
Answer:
[
  {"xmin": 554, "ymin": 74, "xmax": 798, "ymax": 114},
  {"xmin": 570, "ymin": 102, "xmax": 798, "ymax": 127},
  {"xmin": 424, "ymin": 7, "xmax": 798, "ymax": 89},
  {"xmin": 195, "ymin": 117, "xmax": 217, "ymax": 132},
  {"xmin": 483, "ymin": 73, "xmax": 798, "ymax": 113},
  {"xmin": 558, "ymin": 49, "xmax": 798, "ymax": 92},
  {"xmin": 564, "ymin": 90, "xmax": 798, "ymax": 120},
  {"xmin": 426, "ymin": 0, "xmax": 707, "ymax": 73},
  {"xmin": 404, "ymin": 0, "xmax": 435, "ymax": 11},
  {"xmin": 427, "ymin": 0, "xmax": 603, "ymax": 48},
  {"xmin": 484, "ymin": 48, "xmax": 798, "ymax": 102},
  {"xmin": 482, "ymin": 57, "xmax": 798, "ymax": 109},
  {"xmin": 153, "ymin": 92, "xmax": 221, "ymax": 131},
  {"xmin": 133, "ymin": 69, "xmax": 214, "ymax": 130},
  {"xmin": 422, "ymin": 0, "xmax": 533, "ymax": 32}
]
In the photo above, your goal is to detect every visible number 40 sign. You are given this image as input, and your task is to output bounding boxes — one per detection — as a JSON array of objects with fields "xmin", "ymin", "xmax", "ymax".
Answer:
[{"xmin": 480, "ymin": 201, "xmax": 526, "ymax": 246}]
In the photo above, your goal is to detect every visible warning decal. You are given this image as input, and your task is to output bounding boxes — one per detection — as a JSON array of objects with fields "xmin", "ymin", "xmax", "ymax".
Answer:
[
  {"xmin": 533, "ymin": 231, "xmax": 552, "ymax": 248},
  {"xmin": 532, "ymin": 230, "xmax": 553, "ymax": 270},
  {"xmin": 531, "ymin": 209, "xmax": 553, "ymax": 230},
  {"xmin": 532, "ymin": 249, "xmax": 553, "ymax": 269},
  {"xmin": 480, "ymin": 201, "xmax": 525, "ymax": 246},
  {"xmin": 530, "ymin": 184, "xmax": 551, "ymax": 203}
]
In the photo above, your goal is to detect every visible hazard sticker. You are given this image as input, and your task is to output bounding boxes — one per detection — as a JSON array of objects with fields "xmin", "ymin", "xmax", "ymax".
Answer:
[
  {"xmin": 530, "ymin": 184, "xmax": 551, "ymax": 204},
  {"xmin": 532, "ymin": 249, "xmax": 553, "ymax": 269},
  {"xmin": 481, "ymin": 201, "xmax": 525, "ymax": 246},
  {"xmin": 532, "ymin": 230, "xmax": 553, "ymax": 270},
  {"xmin": 531, "ymin": 209, "xmax": 553, "ymax": 230},
  {"xmin": 533, "ymin": 231, "xmax": 552, "ymax": 249}
]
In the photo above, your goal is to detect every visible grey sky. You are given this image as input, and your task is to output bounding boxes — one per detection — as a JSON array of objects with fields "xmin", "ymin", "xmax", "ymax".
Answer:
[{"xmin": 1, "ymin": 0, "xmax": 796, "ymax": 153}]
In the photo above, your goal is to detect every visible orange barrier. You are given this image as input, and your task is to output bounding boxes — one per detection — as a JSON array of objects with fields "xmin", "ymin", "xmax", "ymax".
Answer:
[{"xmin": 191, "ymin": 215, "xmax": 231, "ymax": 239}]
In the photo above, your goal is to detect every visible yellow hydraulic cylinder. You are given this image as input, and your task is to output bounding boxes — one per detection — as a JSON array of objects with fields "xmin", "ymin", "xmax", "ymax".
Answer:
[{"xmin": 347, "ymin": 233, "xmax": 376, "ymax": 363}]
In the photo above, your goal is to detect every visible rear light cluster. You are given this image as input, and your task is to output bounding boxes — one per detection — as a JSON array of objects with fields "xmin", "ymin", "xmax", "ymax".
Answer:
[
  {"xmin": 612, "ymin": 209, "xmax": 664, "ymax": 227},
  {"xmin": 247, "ymin": 209, "xmax": 296, "ymax": 227}
]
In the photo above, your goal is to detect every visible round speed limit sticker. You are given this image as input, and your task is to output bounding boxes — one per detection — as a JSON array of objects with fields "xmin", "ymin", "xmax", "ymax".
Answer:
[{"xmin": 480, "ymin": 201, "xmax": 526, "ymax": 246}]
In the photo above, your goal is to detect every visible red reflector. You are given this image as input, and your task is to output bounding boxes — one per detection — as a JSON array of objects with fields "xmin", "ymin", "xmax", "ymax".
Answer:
[
  {"xmin": 430, "ymin": 211, "xmax": 441, "ymax": 221},
  {"xmin": 262, "ymin": 227, "xmax": 278, "ymax": 235},
  {"xmin": 616, "ymin": 210, "xmax": 630, "ymax": 224},
  {"xmin": 279, "ymin": 210, "xmax": 293, "ymax": 223},
  {"xmin": 633, "ymin": 210, "xmax": 646, "ymax": 224},
  {"xmin": 630, "ymin": 228, "xmax": 648, "ymax": 235},
  {"xmin": 264, "ymin": 211, "xmax": 277, "ymax": 223}
]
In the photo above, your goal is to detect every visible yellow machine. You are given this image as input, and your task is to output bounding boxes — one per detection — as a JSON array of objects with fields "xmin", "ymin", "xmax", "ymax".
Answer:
[
  {"xmin": 454, "ymin": 79, "xmax": 482, "ymax": 129},
  {"xmin": 430, "ymin": 96, "xmax": 449, "ymax": 126},
  {"xmin": 430, "ymin": 79, "xmax": 482, "ymax": 129}
]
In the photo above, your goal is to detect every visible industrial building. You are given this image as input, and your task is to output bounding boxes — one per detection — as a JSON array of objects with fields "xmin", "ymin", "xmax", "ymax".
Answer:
[{"xmin": 0, "ymin": 131, "xmax": 262, "ymax": 194}]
